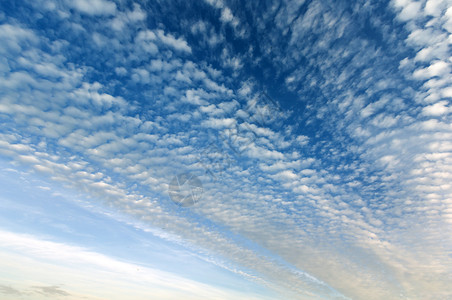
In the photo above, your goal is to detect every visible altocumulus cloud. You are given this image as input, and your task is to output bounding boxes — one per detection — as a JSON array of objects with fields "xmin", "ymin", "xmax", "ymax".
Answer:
[{"xmin": 0, "ymin": 0, "xmax": 451, "ymax": 299}]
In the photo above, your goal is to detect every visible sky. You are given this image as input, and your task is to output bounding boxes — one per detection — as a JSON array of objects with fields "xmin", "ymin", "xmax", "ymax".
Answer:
[{"xmin": 0, "ymin": 0, "xmax": 451, "ymax": 299}]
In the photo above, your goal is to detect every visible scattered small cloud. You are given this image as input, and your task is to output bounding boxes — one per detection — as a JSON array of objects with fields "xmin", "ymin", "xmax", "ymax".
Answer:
[
  {"xmin": 32, "ymin": 285, "xmax": 70, "ymax": 297},
  {"xmin": 0, "ymin": 285, "xmax": 22, "ymax": 296}
]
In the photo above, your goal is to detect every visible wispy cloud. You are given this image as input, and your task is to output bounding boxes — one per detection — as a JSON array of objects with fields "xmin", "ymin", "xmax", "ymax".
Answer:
[{"xmin": 0, "ymin": 229, "xmax": 269, "ymax": 300}]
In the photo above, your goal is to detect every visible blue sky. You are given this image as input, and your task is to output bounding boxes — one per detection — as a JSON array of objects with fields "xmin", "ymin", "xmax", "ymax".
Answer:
[{"xmin": 0, "ymin": 0, "xmax": 451, "ymax": 299}]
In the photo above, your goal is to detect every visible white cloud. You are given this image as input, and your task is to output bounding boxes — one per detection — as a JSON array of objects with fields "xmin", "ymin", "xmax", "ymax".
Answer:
[
  {"xmin": 0, "ymin": 229, "xmax": 267, "ymax": 300},
  {"xmin": 109, "ymin": 4, "xmax": 146, "ymax": 31},
  {"xmin": 422, "ymin": 100, "xmax": 450, "ymax": 115},
  {"xmin": 245, "ymin": 144, "xmax": 284, "ymax": 160},
  {"xmin": 392, "ymin": 0, "xmax": 422, "ymax": 21},
  {"xmin": 413, "ymin": 60, "xmax": 450, "ymax": 79},
  {"xmin": 0, "ymin": 24, "xmax": 38, "ymax": 55},
  {"xmin": 69, "ymin": 0, "xmax": 117, "ymax": 16},
  {"xmin": 182, "ymin": 89, "xmax": 210, "ymax": 105},
  {"xmin": 156, "ymin": 29, "xmax": 192, "ymax": 53},
  {"xmin": 201, "ymin": 117, "xmax": 236, "ymax": 129},
  {"xmin": 424, "ymin": 0, "xmax": 446, "ymax": 16},
  {"xmin": 220, "ymin": 7, "xmax": 234, "ymax": 23}
]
